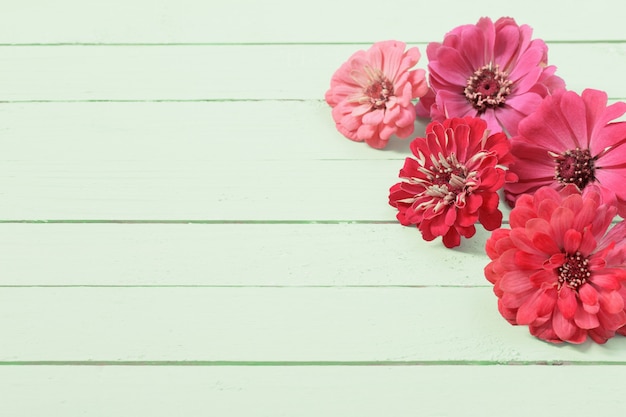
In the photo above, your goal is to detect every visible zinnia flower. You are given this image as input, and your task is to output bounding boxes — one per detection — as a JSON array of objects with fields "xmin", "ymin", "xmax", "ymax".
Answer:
[
  {"xmin": 416, "ymin": 16, "xmax": 565, "ymax": 136},
  {"xmin": 504, "ymin": 89, "xmax": 626, "ymax": 216},
  {"xmin": 485, "ymin": 185, "xmax": 626, "ymax": 344},
  {"xmin": 389, "ymin": 117, "xmax": 513, "ymax": 248},
  {"xmin": 325, "ymin": 40, "xmax": 428, "ymax": 149}
]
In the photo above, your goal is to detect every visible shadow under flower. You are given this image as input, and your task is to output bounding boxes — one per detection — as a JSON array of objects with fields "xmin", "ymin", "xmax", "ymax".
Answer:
[
  {"xmin": 379, "ymin": 117, "xmax": 430, "ymax": 155},
  {"xmin": 453, "ymin": 227, "xmax": 490, "ymax": 256}
]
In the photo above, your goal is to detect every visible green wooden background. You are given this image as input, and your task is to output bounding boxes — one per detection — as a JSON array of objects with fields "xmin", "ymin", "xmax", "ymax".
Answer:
[{"xmin": 1, "ymin": 0, "xmax": 626, "ymax": 415}]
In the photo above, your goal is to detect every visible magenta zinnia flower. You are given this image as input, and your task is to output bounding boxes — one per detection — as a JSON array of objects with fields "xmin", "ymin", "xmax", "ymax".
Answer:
[
  {"xmin": 485, "ymin": 185, "xmax": 626, "ymax": 344},
  {"xmin": 389, "ymin": 117, "xmax": 513, "ymax": 248},
  {"xmin": 504, "ymin": 89, "xmax": 626, "ymax": 215},
  {"xmin": 325, "ymin": 40, "xmax": 428, "ymax": 149},
  {"xmin": 417, "ymin": 16, "xmax": 564, "ymax": 136}
]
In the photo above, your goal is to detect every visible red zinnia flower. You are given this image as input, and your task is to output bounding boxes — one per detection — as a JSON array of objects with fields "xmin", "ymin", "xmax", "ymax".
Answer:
[
  {"xmin": 325, "ymin": 40, "xmax": 428, "ymax": 149},
  {"xmin": 504, "ymin": 89, "xmax": 626, "ymax": 216},
  {"xmin": 389, "ymin": 117, "xmax": 513, "ymax": 248},
  {"xmin": 416, "ymin": 16, "xmax": 564, "ymax": 136},
  {"xmin": 485, "ymin": 185, "xmax": 626, "ymax": 344}
]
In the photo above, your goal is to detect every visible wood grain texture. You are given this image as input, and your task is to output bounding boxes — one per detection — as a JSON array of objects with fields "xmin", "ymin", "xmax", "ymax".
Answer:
[
  {"xmin": 0, "ymin": 158, "xmax": 404, "ymax": 220},
  {"xmin": 0, "ymin": 0, "xmax": 623, "ymax": 43},
  {"xmin": 0, "ymin": 101, "xmax": 409, "ymax": 162},
  {"xmin": 0, "ymin": 101, "xmax": 422, "ymax": 220},
  {"xmin": 0, "ymin": 43, "xmax": 624, "ymax": 100},
  {"xmin": 0, "ymin": 223, "xmax": 490, "ymax": 286},
  {"xmin": 1, "ymin": 366, "xmax": 624, "ymax": 417},
  {"xmin": 2, "ymin": 287, "xmax": 626, "ymax": 362}
]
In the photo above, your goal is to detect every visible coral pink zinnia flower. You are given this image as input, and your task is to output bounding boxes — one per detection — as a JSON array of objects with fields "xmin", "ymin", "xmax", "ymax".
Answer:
[
  {"xmin": 485, "ymin": 185, "xmax": 626, "ymax": 344},
  {"xmin": 325, "ymin": 40, "xmax": 428, "ymax": 149},
  {"xmin": 416, "ymin": 16, "xmax": 565, "ymax": 136},
  {"xmin": 504, "ymin": 89, "xmax": 626, "ymax": 216},
  {"xmin": 389, "ymin": 117, "xmax": 513, "ymax": 248}
]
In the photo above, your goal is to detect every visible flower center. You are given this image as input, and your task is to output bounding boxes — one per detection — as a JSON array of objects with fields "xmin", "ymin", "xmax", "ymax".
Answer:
[
  {"xmin": 419, "ymin": 152, "xmax": 476, "ymax": 211},
  {"xmin": 464, "ymin": 64, "xmax": 512, "ymax": 112},
  {"xmin": 557, "ymin": 251, "xmax": 590, "ymax": 290},
  {"xmin": 551, "ymin": 148, "xmax": 596, "ymax": 188},
  {"xmin": 364, "ymin": 77, "xmax": 394, "ymax": 109}
]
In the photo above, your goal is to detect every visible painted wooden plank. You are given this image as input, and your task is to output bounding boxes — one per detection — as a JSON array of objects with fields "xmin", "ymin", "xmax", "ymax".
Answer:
[
  {"xmin": 2, "ymin": 287, "xmax": 626, "ymax": 362},
  {"xmin": 1, "ymin": 365, "xmax": 624, "ymax": 417},
  {"xmin": 0, "ymin": 101, "xmax": 414, "ymax": 163},
  {"xmin": 0, "ymin": 224, "xmax": 491, "ymax": 286},
  {"xmin": 2, "ymin": 100, "xmax": 622, "ymax": 165},
  {"xmin": 0, "ymin": 43, "xmax": 624, "ymax": 101},
  {"xmin": 0, "ymin": 158, "xmax": 408, "ymax": 220},
  {"xmin": 0, "ymin": 0, "xmax": 623, "ymax": 43}
]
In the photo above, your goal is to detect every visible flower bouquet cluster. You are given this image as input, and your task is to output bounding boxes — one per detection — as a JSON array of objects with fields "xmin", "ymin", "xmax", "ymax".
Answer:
[{"xmin": 325, "ymin": 17, "xmax": 626, "ymax": 344}]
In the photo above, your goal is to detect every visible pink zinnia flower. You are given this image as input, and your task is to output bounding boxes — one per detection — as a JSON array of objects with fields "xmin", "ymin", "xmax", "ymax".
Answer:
[
  {"xmin": 504, "ymin": 89, "xmax": 626, "ymax": 216},
  {"xmin": 417, "ymin": 17, "xmax": 565, "ymax": 136},
  {"xmin": 388, "ymin": 117, "xmax": 513, "ymax": 248},
  {"xmin": 325, "ymin": 40, "xmax": 428, "ymax": 149},
  {"xmin": 485, "ymin": 185, "xmax": 626, "ymax": 344}
]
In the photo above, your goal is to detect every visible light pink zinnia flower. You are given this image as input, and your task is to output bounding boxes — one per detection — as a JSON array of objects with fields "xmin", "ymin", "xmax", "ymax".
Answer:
[
  {"xmin": 388, "ymin": 117, "xmax": 513, "ymax": 248},
  {"xmin": 325, "ymin": 40, "xmax": 428, "ymax": 149},
  {"xmin": 417, "ymin": 16, "xmax": 565, "ymax": 136},
  {"xmin": 504, "ymin": 89, "xmax": 626, "ymax": 216},
  {"xmin": 485, "ymin": 185, "xmax": 626, "ymax": 344}
]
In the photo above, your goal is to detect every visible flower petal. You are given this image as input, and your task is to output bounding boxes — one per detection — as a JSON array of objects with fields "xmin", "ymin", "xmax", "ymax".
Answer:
[
  {"xmin": 552, "ymin": 308, "xmax": 578, "ymax": 342},
  {"xmin": 557, "ymin": 286, "xmax": 578, "ymax": 319},
  {"xmin": 574, "ymin": 307, "xmax": 599, "ymax": 329}
]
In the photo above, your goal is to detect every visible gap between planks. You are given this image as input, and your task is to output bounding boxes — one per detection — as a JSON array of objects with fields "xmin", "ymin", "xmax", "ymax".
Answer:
[
  {"xmin": 2, "ymin": 360, "xmax": 626, "ymax": 366},
  {"xmin": 3, "ymin": 286, "xmax": 626, "ymax": 362},
  {"xmin": 1, "ymin": 40, "xmax": 625, "ymax": 46}
]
